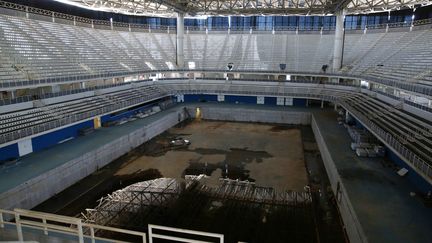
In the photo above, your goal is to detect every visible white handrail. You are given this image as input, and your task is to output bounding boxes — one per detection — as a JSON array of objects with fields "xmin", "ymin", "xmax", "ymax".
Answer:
[
  {"xmin": 148, "ymin": 224, "xmax": 224, "ymax": 243},
  {"xmin": 0, "ymin": 208, "xmax": 147, "ymax": 243}
]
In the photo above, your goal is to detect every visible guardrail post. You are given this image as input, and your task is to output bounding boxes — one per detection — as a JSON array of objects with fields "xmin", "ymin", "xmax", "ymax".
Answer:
[
  {"xmin": 15, "ymin": 213, "xmax": 23, "ymax": 241},
  {"xmin": 77, "ymin": 220, "xmax": 84, "ymax": 243},
  {"xmin": 0, "ymin": 212, "xmax": 4, "ymax": 228},
  {"xmin": 148, "ymin": 225, "xmax": 153, "ymax": 243},
  {"xmin": 43, "ymin": 218, "xmax": 48, "ymax": 235},
  {"xmin": 90, "ymin": 226, "xmax": 95, "ymax": 243}
]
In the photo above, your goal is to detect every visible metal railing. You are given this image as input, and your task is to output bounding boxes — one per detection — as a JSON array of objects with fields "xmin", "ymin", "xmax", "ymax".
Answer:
[
  {"xmin": 375, "ymin": 90, "xmax": 432, "ymax": 113},
  {"xmin": 148, "ymin": 224, "xmax": 224, "ymax": 243},
  {"xmin": 0, "ymin": 208, "xmax": 147, "ymax": 243},
  {"xmin": 0, "ymin": 77, "xmax": 357, "ymax": 106},
  {"xmin": 0, "ymin": 79, "xmax": 155, "ymax": 106},
  {"xmin": 339, "ymin": 100, "xmax": 432, "ymax": 181},
  {"xmin": 1, "ymin": 68, "xmax": 431, "ymax": 97},
  {"xmin": 0, "ymin": 92, "xmax": 167, "ymax": 144},
  {"xmin": 0, "ymin": 208, "xmax": 235, "ymax": 243}
]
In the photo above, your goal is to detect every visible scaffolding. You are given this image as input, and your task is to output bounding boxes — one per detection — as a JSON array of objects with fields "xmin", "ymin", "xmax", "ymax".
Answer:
[
  {"xmin": 82, "ymin": 176, "xmax": 311, "ymax": 222},
  {"xmin": 81, "ymin": 178, "xmax": 181, "ymax": 228}
]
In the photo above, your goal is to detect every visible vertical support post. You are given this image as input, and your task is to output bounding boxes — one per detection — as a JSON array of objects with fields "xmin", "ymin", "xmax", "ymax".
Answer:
[
  {"xmin": 25, "ymin": 6, "xmax": 29, "ymax": 19},
  {"xmin": 321, "ymin": 100, "xmax": 324, "ymax": 109},
  {"xmin": 334, "ymin": 103, "xmax": 338, "ymax": 111},
  {"xmin": 10, "ymin": 90, "xmax": 16, "ymax": 99},
  {"xmin": 176, "ymin": 12, "xmax": 185, "ymax": 68},
  {"xmin": 91, "ymin": 20, "xmax": 94, "ymax": 29},
  {"xmin": 148, "ymin": 225, "xmax": 153, "ymax": 243},
  {"xmin": 128, "ymin": 24, "xmax": 131, "ymax": 32},
  {"xmin": 42, "ymin": 218, "xmax": 48, "ymax": 235},
  {"xmin": 77, "ymin": 220, "xmax": 84, "ymax": 243},
  {"xmin": 90, "ymin": 226, "xmax": 95, "ymax": 243},
  {"xmin": 332, "ymin": 10, "xmax": 345, "ymax": 72},
  {"xmin": 110, "ymin": 18, "xmax": 113, "ymax": 30},
  {"xmin": 73, "ymin": 16, "xmax": 76, "ymax": 26},
  {"xmin": 15, "ymin": 213, "xmax": 23, "ymax": 242},
  {"xmin": 0, "ymin": 212, "xmax": 4, "ymax": 228},
  {"xmin": 52, "ymin": 12, "xmax": 55, "ymax": 23}
]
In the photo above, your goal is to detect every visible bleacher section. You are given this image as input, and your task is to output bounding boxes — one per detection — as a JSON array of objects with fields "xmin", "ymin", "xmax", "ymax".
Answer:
[
  {"xmin": 343, "ymin": 29, "xmax": 432, "ymax": 87},
  {"xmin": 0, "ymin": 10, "xmax": 431, "ymax": 94},
  {"xmin": 185, "ymin": 32, "xmax": 335, "ymax": 71},
  {"xmin": 343, "ymin": 94, "xmax": 432, "ymax": 169},
  {"xmin": 0, "ymin": 13, "xmax": 176, "ymax": 85},
  {"xmin": 0, "ymin": 85, "xmax": 167, "ymax": 144}
]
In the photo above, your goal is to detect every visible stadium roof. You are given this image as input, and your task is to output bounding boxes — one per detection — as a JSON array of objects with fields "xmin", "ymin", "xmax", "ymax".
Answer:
[{"xmin": 54, "ymin": 0, "xmax": 432, "ymax": 17}]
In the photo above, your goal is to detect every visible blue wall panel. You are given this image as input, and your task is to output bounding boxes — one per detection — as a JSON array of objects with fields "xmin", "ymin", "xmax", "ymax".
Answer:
[
  {"xmin": 293, "ymin": 98, "xmax": 307, "ymax": 107},
  {"xmin": 0, "ymin": 143, "xmax": 19, "ymax": 161},
  {"xmin": 386, "ymin": 148, "xmax": 432, "ymax": 194},
  {"xmin": 264, "ymin": 97, "xmax": 277, "ymax": 106},
  {"xmin": 225, "ymin": 95, "xmax": 257, "ymax": 104},
  {"xmin": 184, "ymin": 94, "xmax": 217, "ymax": 103},
  {"xmin": 32, "ymin": 120, "xmax": 93, "ymax": 152}
]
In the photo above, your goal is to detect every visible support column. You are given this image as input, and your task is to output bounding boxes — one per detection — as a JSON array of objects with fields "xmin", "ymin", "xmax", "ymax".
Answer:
[
  {"xmin": 333, "ymin": 10, "xmax": 345, "ymax": 71},
  {"xmin": 10, "ymin": 90, "xmax": 16, "ymax": 99},
  {"xmin": 176, "ymin": 12, "xmax": 185, "ymax": 68}
]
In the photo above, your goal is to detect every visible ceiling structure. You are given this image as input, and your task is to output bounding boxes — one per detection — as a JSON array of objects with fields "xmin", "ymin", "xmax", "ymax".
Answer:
[{"xmin": 54, "ymin": 0, "xmax": 432, "ymax": 17}]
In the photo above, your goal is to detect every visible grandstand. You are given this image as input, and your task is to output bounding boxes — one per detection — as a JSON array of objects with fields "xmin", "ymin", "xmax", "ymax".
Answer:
[{"xmin": 0, "ymin": 0, "xmax": 431, "ymax": 242}]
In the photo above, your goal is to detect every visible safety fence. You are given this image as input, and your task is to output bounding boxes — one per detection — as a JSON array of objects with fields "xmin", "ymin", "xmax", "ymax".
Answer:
[
  {"xmin": 0, "ymin": 208, "xmax": 231, "ymax": 243},
  {"xmin": 0, "ymin": 208, "xmax": 147, "ymax": 243}
]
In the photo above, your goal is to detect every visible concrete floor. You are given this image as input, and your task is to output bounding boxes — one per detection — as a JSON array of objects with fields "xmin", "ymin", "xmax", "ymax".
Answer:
[
  {"xmin": 313, "ymin": 110, "xmax": 432, "ymax": 243},
  {"xmin": 116, "ymin": 120, "xmax": 308, "ymax": 191},
  {"xmin": 0, "ymin": 107, "xmax": 181, "ymax": 195}
]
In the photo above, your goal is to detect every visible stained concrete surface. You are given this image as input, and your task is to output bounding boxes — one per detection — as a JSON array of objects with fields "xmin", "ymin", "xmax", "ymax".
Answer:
[
  {"xmin": 115, "ymin": 120, "xmax": 308, "ymax": 192},
  {"xmin": 313, "ymin": 110, "xmax": 432, "ymax": 243}
]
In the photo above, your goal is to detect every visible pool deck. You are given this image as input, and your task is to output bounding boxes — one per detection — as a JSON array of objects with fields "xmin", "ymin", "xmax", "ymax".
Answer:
[
  {"xmin": 312, "ymin": 109, "xmax": 432, "ymax": 243},
  {"xmin": 1, "ymin": 103, "xmax": 431, "ymax": 243},
  {"xmin": 0, "ymin": 106, "xmax": 181, "ymax": 194}
]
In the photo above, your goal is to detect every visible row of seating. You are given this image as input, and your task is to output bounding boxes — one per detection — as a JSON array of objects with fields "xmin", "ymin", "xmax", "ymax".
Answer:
[
  {"xmin": 0, "ymin": 13, "xmax": 176, "ymax": 84},
  {"xmin": 344, "ymin": 29, "xmax": 432, "ymax": 87},
  {"xmin": 1, "ymin": 11, "xmax": 432, "ymax": 92},
  {"xmin": 345, "ymin": 94, "xmax": 432, "ymax": 164},
  {"xmin": 0, "ymin": 85, "xmax": 167, "ymax": 136}
]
